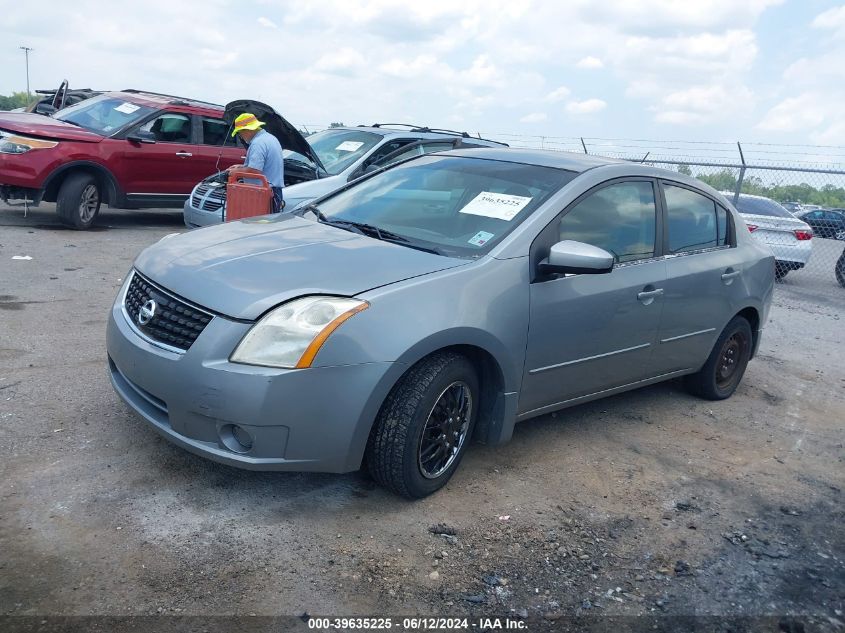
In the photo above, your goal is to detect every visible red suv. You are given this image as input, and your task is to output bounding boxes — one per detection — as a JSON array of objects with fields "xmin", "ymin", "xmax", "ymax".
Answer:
[{"xmin": 0, "ymin": 90, "xmax": 245, "ymax": 229}]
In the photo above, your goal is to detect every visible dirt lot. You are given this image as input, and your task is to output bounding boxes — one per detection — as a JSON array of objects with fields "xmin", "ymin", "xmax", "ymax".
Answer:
[{"xmin": 1, "ymin": 203, "xmax": 843, "ymax": 632}]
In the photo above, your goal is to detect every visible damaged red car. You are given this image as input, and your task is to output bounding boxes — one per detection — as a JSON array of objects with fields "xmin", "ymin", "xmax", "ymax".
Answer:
[{"xmin": 0, "ymin": 90, "xmax": 245, "ymax": 229}]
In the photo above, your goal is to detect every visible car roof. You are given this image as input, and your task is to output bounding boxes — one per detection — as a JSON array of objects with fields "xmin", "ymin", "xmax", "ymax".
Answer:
[
  {"xmin": 332, "ymin": 124, "xmax": 506, "ymax": 147},
  {"xmin": 434, "ymin": 147, "xmax": 625, "ymax": 172},
  {"xmin": 105, "ymin": 90, "xmax": 224, "ymax": 115}
]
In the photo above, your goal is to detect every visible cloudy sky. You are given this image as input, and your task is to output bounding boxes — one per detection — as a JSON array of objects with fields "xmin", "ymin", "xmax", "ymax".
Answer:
[{"xmin": 2, "ymin": 0, "xmax": 843, "ymax": 147}]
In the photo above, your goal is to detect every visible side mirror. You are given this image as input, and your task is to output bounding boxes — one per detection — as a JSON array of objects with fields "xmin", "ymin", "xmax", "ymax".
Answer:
[
  {"xmin": 35, "ymin": 102, "xmax": 57, "ymax": 115},
  {"xmin": 127, "ymin": 130, "xmax": 156, "ymax": 144},
  {"xmin": 538, "ymin": 240, "xmax": 614, "ymax": 276}
]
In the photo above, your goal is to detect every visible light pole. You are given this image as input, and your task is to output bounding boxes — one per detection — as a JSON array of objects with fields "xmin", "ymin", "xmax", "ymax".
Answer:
[{"xmin": 19, "ymin": 46, "xmax": 33, "ymax": 99}]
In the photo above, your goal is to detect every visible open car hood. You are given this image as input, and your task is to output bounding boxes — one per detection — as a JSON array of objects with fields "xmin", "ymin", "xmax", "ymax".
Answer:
[{"xmin": 224, "ymin": 100, "xmax": 326, "ymax": 173}]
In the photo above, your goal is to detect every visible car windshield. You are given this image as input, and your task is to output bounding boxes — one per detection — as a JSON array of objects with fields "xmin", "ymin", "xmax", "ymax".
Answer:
[
  {"xmin": 734, "ymin": 196, "xmax": 795, "ymax": 218},
  {"xmin": 303, "ymin": 129, "xmax": 383, "ymax": 175},
  {"xmin": 308, "ymin": 155, "xmax": 576, "ymax": 258},
  {"xmin": 53, "ymin": 95, "xmax": 156, "ymax": 136}
]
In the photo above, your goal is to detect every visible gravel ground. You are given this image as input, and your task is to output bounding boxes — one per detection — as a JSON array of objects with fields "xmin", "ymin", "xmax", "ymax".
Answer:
[{"xmin": 1, "ymin": 203, "xmax": 843, "ymax": 632}]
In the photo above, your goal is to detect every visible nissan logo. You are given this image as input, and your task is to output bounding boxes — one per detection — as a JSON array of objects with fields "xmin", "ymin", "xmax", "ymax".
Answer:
[{"xmin": 138, "ymin": 299, "xmax": 157, "ymax": 326}]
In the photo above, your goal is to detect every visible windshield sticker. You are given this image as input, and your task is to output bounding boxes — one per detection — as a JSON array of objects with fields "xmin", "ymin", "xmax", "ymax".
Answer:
[
  {"xmin": 336, "ymin": 140, "xmax": 365, "ymax": 152},
  {"xmin": 114, "ymin": 102, "xmax": 140, "ymax": 115},
  {"xmin": 468, "ymin": 230, "xmax": 495, "ymax": 247},
  {"xmin": 459, "ymin": 191, "xmax": 533, "ymax": 221}
]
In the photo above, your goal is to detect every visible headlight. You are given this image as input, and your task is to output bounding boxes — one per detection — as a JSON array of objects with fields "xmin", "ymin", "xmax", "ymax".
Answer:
[
  {"xmin": 0, "ymin": 131, "xmax": 59, "ymax": 154},
  {"xmin": 230, "ymin": 296, "xmax": 368, "ymax": 369}
]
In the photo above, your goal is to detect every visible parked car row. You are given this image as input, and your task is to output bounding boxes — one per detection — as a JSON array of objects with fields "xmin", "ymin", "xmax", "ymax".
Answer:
[
  {"xmin": 0, "ymin": 90, "xmax": 507, "ymax": 230},
  {"xmin": 794, "ymin": 208, "xmax": 845, "ymax": 241},
  {"xmin": 183, "ymin": 100, "xmax": 507, "ymax": 228},
  {"xmin": 722, "ymin": 192, "xmax": 814, "ymax": 279}
]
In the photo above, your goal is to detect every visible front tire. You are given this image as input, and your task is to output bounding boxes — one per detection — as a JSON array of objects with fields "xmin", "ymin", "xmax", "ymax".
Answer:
[
  {"xmin": 685, "ymin": 316, "xmax": 752, "ymax": 400},
  {"xmin": 366, "ymin": 352, "xmax": 478, "ymax": 499},
  {"xmin": 56, "ymin": 173, "xmax": 101, "ymax": 229}
]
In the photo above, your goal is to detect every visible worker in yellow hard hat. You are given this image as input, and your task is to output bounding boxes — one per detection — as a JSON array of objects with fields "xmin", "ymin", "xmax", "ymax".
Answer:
[{"xmin": 228, "ymin": 112, "xmax": 285, "ymax": 212}]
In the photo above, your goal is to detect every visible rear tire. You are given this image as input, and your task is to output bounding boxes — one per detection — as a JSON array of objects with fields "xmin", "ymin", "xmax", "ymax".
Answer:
[
  {"xmin": 56, "ymin": 173, "xmax": 101, "ymax": 229},
  {"xmin": 836, "ymin": 252, "xmax": 845, "ymax": 288},
  {"xmin": 774, "ymin": 261, "xmax": 789, "ymax": 280},
  {"xmin": 685, "ymin": 316, "xmax": 752, "ymax": 401},
  {"xmin": 366, "ymin": 352, "xmax": 478, "ymax": 499}
]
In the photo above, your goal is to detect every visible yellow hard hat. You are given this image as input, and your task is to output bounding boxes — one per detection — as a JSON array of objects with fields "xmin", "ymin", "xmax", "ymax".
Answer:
[{"xmin": 231, "ymin": 112, "xmax": 266, "ymax": 137}]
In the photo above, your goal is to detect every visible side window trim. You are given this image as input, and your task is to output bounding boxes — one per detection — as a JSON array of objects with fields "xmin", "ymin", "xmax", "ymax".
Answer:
[
  {"xmin": 657, "ymin": 179, "xmax": 736, "ymax": 256},
  {"xmin": 528, "ymin": 177, "xmax": 661, "ymax": 283}
]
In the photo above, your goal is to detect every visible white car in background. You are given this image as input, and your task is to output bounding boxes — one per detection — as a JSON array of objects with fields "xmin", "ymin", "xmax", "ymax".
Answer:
[{"xmin": 724, "ymin": 192, "xmax": 813, "ymax": 279}]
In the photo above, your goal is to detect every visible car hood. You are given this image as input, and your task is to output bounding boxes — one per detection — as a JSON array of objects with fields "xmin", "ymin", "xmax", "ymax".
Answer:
[
  {"xmin": 135, "ymin": 214, "xmax": 468, "ymax": 320},
  {"xmin": 0, "ymin": 112, "xmax": 103, "ymax": 142},
  {"xmin": 224, "ymin": 100, "xmax": 326, "ymax": 174}
]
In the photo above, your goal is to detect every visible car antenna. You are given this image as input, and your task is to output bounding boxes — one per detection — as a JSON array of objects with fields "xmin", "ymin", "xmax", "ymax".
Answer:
[{"xmin": 215, "ymin": 120, "xmax": 236, "ymax": 173}]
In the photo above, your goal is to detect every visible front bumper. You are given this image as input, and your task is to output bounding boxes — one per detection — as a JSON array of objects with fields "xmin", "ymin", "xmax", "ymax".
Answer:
[
  {"xmin": 0, "ymin": 183, "xmax": 43, "ymax": 204},
  {"xmin": 107, "ymin": 293, "xmax": 397, "ymax": 472},
  {"xmin": 183, "ymin": 196, "xmax": 225, "ymax": 229}
]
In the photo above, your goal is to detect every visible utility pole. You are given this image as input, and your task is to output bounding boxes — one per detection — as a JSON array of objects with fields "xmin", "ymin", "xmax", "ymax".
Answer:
[{"xmin": 19, "ymin": 46, "xmax": 33, "ymax": 98}]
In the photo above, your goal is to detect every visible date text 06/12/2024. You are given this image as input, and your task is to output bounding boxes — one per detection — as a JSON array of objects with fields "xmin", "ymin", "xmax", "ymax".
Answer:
[{"xmin": 307, "ymin": 617, "xmax": 528, "ymax": 630}]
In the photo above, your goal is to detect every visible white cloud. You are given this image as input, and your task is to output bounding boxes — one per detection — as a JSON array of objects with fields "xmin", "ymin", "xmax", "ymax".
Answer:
[
  {"xmin": 811, "ymin": 5, "xmax": 845, "ymax": 31},
  {"xmin": 0, "ymin": 0, "xmax": 786, "ymax": 140},
  {"xmin": 757, "ymin": 94, "xmax": 828, "ymax": 132},
  {"xmin": 519, "ymin": 112, "xmax": 547, "ymax": 123},
  {"xmin": 576, "ymin": 56, "xmax": 603, "ymax": 69},
  {"xmin": 566, "ymin": 99, "xmax": 607, "ymax": 114},
  {"xmin": 544, "ymin": 86, "xmax": 571, "ymax": 102},
  {"xmin": 315, "ymin": 47, "xmax": 367, "ymax": 74},
  {"xmin": 654, "ymin": 84, "xmax": 754, "ymax": 125}
]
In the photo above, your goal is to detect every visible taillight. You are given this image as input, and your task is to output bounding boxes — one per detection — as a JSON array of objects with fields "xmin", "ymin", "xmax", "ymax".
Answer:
[
  {"xmin": 747, "ymin": 224, "xmax": 758, "ymax": 232},
  {"xmin": 793, "ymin": 229, "xmax": 813, "ymax": 241}
]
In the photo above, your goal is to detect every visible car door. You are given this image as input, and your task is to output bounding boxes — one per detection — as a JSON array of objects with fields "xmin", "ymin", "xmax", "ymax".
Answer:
[
  {"xmin": 825, "ymin": 211, "xmax": 845, "ymax": 239},
  {"xmin": 193, "ymin": 115, "xmax": 246, "ymax": 177},
  {"xmin": 652, "ymin": 181, "xmax": 746, "ymax": 374},
  {"xmin": 802, "ymin": 211, "xmax": 825, "ymax": 236},
  {"xmin": 118, "ymin": 112, "xmax": 203, "ymax": 195},
  {"xmin": 519, "ymin": 179, "xmax": 667, "ymax": 416}
]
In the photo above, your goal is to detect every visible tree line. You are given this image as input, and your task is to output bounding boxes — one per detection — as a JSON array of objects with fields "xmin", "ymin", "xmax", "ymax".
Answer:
[
  {"xmin": 0, "ymin": 92, "xmax": 34, "ymax": 110},
  {"xmin": 677, "ymin": 164, "xmax": 845, "ymax": 208}
]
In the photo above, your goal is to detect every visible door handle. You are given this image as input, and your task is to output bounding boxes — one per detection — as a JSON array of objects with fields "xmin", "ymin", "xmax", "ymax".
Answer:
[
  {"xmin": 175, "ymin": 151, "xmax": 193, "ymax": 158},
  {"xmin": 721, "ymin": 269, "xmax": 741, "ymax": 284},
  {"xmin": 637, "ymin": 288, "xmax": 664, "ymax": 304},
  {"xmin": 240, "ymin": 155, "xmax": 247, "ymax": 159}
]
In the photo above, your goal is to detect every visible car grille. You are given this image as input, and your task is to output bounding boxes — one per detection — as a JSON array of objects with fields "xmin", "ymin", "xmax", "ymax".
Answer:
[
  {"xmin": 191, "ymin": 183, "xmax": 226, "ymax": 213},
  {"xmin": 124, "ymin": 272, "xmax": 213, "ymax": 351}
]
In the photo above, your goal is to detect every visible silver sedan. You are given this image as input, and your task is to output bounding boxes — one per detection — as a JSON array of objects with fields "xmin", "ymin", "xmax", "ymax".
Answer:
[{"xmin": 108, "ymin": 149, "xmax": 774, "ymax": 498}]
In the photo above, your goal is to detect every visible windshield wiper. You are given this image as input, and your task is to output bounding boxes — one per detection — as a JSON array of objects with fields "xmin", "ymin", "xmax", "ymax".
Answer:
[{"xmin": 302, "ymin": 205, "xmax": 442, "ymax": 254}]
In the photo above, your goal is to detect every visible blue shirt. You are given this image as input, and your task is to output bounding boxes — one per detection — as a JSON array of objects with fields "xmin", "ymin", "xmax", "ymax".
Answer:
[{"xmin": 245, "ymin": 128, "xmax": 284, "ymax": 189}]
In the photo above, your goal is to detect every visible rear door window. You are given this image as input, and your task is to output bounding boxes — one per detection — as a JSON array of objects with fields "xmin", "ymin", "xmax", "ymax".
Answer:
[
  {"xmin": 201, "ymin": 116, "xmax": 239, "ymax": 147},
  {"xmin": 557, "ymin": 181, "xmax": 657, "ymax": 263},
  {"xmin": 664, "ymin": 184, "xmax": 727, "ymax": 253}
]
